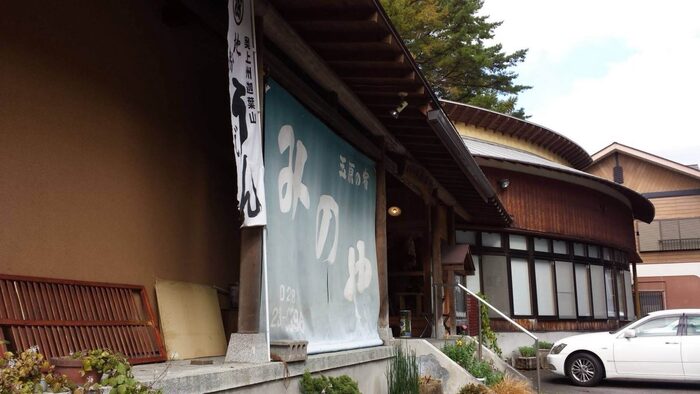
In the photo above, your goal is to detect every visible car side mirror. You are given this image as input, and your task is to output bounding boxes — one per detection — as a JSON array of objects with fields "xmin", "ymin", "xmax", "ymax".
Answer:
[{"xmin": 623, "ymin": 329, "xmax": 636, "ymax": 338}]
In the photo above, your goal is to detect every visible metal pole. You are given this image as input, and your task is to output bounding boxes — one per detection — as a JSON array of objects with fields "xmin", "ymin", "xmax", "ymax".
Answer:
[
  {"xmin": 535, "ymin": 338, "xmax": 541, "ymax": 394},
  {"xmin": 477, "ymin": 297, "xmax": 482, "ymax": 361}
]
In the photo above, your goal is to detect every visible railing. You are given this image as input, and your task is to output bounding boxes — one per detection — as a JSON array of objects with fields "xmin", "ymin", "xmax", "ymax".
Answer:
[
  {"xmin": 660, "ymin": 238, "xmax": 700, "ymax": 251},
  {"xmin": 456, "ymin": 283, "xmax": 541, "ymax": 394}
]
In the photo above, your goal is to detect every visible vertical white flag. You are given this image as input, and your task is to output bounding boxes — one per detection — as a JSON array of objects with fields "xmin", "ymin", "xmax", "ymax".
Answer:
[{"xmin": 228, "ymin": 0, "xmax": 266, "ymax": 226}]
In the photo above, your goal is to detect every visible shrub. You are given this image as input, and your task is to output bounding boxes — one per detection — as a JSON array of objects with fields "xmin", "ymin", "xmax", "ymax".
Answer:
[
  {"xmin": 490, "ymin": 376, "xmax": 534, "ymax": 394},
  {"xmin": 443, "ymin": 338, "xmax": 503, "ymax": 386},
  {"xmin": 299, "ymin": 371, "xmax": 360, "ymax": 394},
  {"xmin": 517, "ymin": 346, "xmax": 536, "ymax": 358},
  {"xmin": 469, "ymin": 360, "xmax": 504, "ymax": 386},
  {"xmin": 442, "ymin": 338, "xmax": 476, "ymax": 370},
  {"xmin": 537, "ymin": 341, "xmax": 553, "ymax": 350},
  {"xmin": 0, "ymin": 347, "xmax": 52, "ymax": 394},
  {"xmin": 458, "ymin": 383, "xmax": 492, "ymax": 394},
  {"xmin": 386, "ymin": 344, "xmax": 419, "ymax": 394}
]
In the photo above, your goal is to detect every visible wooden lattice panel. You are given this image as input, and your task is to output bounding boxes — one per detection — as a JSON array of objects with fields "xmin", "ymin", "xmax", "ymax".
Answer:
[{"xmin": 0, "ymin": 274, "xmax": 166, "ymax": 364}]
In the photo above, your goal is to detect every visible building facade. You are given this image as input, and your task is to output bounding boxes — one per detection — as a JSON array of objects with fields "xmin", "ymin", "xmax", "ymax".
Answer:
[
  {"xmin": 588, "ymin": 143, "xmax": 700, "ymax": 314},
  {"xmin": 442, "ymin": 102, "xmax": 655, "ymax": 333}
]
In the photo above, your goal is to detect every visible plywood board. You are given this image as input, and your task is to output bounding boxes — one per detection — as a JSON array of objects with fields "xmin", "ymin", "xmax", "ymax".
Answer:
[{"xmin": 155, "ymin": 279, "xmax": 227, "ymax": 360}]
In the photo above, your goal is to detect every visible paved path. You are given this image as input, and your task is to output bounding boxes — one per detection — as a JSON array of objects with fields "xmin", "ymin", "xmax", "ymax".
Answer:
[{"xmin": 521, "ymin": 369, "xmax": 700, "ymax": 394}]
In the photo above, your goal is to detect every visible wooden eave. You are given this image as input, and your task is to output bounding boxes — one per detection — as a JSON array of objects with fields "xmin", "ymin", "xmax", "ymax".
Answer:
[
  {"xmin": 442, "ymin": 100, "xmax": 593, "ymax": 170},
  {"xmin": 265, "ymin": 0, "xmax": 511, "ymax": 226}
]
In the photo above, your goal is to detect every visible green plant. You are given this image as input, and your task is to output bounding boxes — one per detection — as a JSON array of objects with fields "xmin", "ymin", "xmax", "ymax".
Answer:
[
  {"xmin": 477, "ymin": 293, "xmax": 502, "ymax": 357},
  {"xmin": 517, "ymin": 346, "xmax": 536, "ymax": 358},
  {"xmin": 0, "ymin": 346, "xmax": 52, "ymax": 394},
  {"xmin": 441, "ymin": 337, "xmax": 476, "ymax": 370},
  {"xmin": 442, "ymin": 338, "xmax": 502, "ymax": 387},
  {"xmin": 457, "ymin": 383, "xmax": 492, "ymax": 394},
  {"xmin": 537, "ymin": 341, "xmax": 553, "ymax": 350},
  {"xmin": 70, "ymin": 349, "xmax": 161, "ymax": 394},
  {"xmin": 386, "ymin": 344, "xmax": 419, "ymax": 394},
  {"xmin": 469, "ymin": 360, "xmax": 503, "ymax": 386},
  {"xmin": 299, "ymin": 371, "xmax": 360, "ymax": 394}
]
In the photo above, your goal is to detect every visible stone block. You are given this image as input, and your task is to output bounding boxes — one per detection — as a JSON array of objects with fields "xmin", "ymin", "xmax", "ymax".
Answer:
[
  {"xmin": 269, "ymin": 340, "xmax": 307, "ymax": 362},
  {"xmin": 225, "ymin": 333, "xmax": 268, "ymax": 363}
]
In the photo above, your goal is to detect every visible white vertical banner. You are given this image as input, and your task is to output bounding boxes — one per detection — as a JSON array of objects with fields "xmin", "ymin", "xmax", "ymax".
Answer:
[{"xmin": 228, "ymin": 0, "xmax": 266, "ymax": 226}]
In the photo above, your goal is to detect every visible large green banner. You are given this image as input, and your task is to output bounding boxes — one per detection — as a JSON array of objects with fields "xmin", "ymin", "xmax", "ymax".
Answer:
[{"xmin": 264, "ymin": 80, "xmax": 381, "ymax": 353}]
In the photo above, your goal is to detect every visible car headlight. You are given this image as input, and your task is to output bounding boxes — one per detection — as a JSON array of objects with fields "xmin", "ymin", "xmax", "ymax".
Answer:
[{"xmin": 550, "ymin": 343, "xmax": 567, "ymax": 355}]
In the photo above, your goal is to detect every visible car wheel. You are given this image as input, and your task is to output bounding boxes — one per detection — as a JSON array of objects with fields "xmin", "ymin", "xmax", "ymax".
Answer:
[{"xmin": 566, "ymin": 353, "xmax": 604, "ymax": 387}]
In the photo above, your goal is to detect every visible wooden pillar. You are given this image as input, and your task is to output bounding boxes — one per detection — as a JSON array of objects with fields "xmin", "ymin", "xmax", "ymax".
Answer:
[
  {"xmin": 237, "ymin": 227, "xmax": 263, "ymax": 333},
  {"xmin": 376, "ymin": 150, "xmax": 390, "ymax": 340},
  {"xmin": 632, "ymin": 260, "xmax": 641, "ymax": 318},
  {"xmin": 431, "ymin": 204, "xmax": 445, "ymax": 338}
]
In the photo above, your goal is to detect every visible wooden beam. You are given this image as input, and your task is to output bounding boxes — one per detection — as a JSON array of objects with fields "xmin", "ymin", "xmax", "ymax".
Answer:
[
  {"xmin": 376, "ymin": 148, "xmax": 390, "ymax": 341},
  {"xmin": 256, "ymin": 0, "xmax": 410, "ymax": 157},
  {"xmin": 264, "ymin": 48, "xmax": 394, "ymax": 168},
  {"xmin": 431, "ymin": 203, "xmax": 445, "ymax": 338}
]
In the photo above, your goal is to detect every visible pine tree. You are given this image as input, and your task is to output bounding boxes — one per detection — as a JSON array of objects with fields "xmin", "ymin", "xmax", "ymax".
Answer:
[{"xmin": 382, "ymin": 0, "xmax": 530, "ymax": 118}]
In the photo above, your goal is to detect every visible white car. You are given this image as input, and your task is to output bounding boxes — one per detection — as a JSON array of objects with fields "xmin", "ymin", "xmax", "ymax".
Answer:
[{"xmin": 546, "ymin": 309, "xmax": 700, "ymax": 386}]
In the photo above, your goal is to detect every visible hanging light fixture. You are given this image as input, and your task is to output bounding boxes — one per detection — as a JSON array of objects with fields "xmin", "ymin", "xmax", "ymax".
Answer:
[
  {"xmin": 388, "ymin": 206, "xmax": 402, "ymax": 217},
  {"xmin": 390, "ymin": 92, "xmax": 408, "ymax": 119}
]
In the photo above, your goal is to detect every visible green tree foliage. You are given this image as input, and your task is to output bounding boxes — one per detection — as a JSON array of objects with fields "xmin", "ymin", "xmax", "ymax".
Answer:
[{"xmin": 381, "ymin": 0, "xmax": 530, "ymax": 117}]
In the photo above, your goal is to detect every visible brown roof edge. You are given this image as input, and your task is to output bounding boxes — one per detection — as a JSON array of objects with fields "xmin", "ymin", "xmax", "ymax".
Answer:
[
  {"xmin": 371, "ymin": 0, "xmax": 511, "ymax": 226},
  {"xmin": 427, "ymin": 109, "xmax": 512, "ymax": 225},
  {"xmin": 442, "ymin": 100, "xmax": 593, "ymax": 170}
]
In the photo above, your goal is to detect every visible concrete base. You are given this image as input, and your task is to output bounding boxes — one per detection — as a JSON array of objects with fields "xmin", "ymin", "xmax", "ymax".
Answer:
[
  {"xmin": 401, "ymin": 338, "xmax": 480, "ymax": 394},
  {"xmin": 495, "ymin": 331, "xmax": 593, "ymax": 361},
  {"xmin": 378, "ymin": 325, "xmax": 394, "ymax": 345},
  {"xmin": 225, "ymin": 333, "xmax": 268, "ymax": 364},
  {"xmin": 133, "ymin": 346, "xmax": 393, "ymax": 393}
]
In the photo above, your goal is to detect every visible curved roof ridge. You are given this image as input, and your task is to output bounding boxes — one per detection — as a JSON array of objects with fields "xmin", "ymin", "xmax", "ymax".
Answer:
[{"xmin": 441, "ymin": 99, "xmax": 593, "ymax": 170}]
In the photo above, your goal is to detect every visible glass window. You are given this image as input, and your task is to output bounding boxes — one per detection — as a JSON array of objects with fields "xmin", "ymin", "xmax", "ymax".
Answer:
[
  {"xmin": 511, "ymin": 258, "xmax": 532, "ymax": 315},
  {"xmin": 603, "ymin": 248, "xmax": 611, "ymax": 261},
  {"xmin": 617, "ymin": 271, "xmax": 626, "ymax": 319},
  {"xmin": 605, "ymin": 268, "xmax": 616, "ymax": 318},
  {"xmin": 575, "ymin": 264, "xmax": 592, "ymax": 317},
  {"xmin": 455, "ymin": 275, "xmax": 466, "ymax": 318},
  {"xmin": 555, "ymin": 261, "xmax": 576, "ymax": 318},
  {"xmin": 466, "ymin": 255, "xmax": 481, "ymax": 293},
  {"xmin": 553, "ymin": 240, "xmax": 567, "ymax": 255},
  {"xmin": 509, "ymin": 234, "xmax": 528, "ymax": 251},
  {"xmin": 535, "ymin": 260, "xmax": 556, "ymax": 316},
  {"xmin": 591, "ymin": 265, "xmax": 607, "ymax": 319},
  {"xmin": 687, "ymin": 316, "xmax": 700, "ymax": 336},
  {"xmin": 456, "ymin": 230, "xmax": 476, "ymax": 245},
  {"xmin": 624, "ymin": 271, "xmax": 634, "ymax": 320},
  {"xmin": 573, "ymin": 243, "xmax": 585, "ymax": 256},
  {"xmin": 482, "ymin": 232, "xmax": 502, "ymax": 248},
  {"xmin": 534, "ymin": 238, "xmax": 550, "ymax": 252},
  {"xmin": 482, "ymin": 255, "xmax": 510, "ymax": 317},
  {"xmin": 635, "ymin": 316, "xmax": 681, "ymax": 337},
  {"xmin": 588, "ymin": 245, "xmax": 600, "ymax": 258}
]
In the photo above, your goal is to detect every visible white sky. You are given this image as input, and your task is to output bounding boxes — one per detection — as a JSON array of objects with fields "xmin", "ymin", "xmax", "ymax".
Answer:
[{"xmin": 480, "ymin": 0, "xmax": 700, "ymax": 165}]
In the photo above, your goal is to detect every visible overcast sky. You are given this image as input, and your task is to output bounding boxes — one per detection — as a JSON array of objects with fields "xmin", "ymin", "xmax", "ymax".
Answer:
[{"xmin": 479, "ymin": 0, "xmax": 700, "ymax": 165}]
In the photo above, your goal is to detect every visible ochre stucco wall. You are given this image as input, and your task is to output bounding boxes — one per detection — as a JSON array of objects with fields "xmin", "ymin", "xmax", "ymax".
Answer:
[
  {"xmin": 0, "ymin": 1, "xmax": 240, "ymax": 313},
  {"xmin": 453, "ymin": 123, "xmax": 572, "ymax": 167}
]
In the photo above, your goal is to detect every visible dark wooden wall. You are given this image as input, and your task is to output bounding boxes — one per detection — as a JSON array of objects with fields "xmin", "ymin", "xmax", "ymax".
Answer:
[{"xmin": 483, "ymin": 168, "xmax": 637, "ymax": 252}]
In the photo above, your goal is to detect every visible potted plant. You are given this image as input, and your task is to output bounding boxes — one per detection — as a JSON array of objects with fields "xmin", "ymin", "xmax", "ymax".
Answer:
[
  {"xmin": 515, "ymin": 346, "xmax": 537, "ymax": 370},
  {"xmin": 537, "ymin": 341, "xmax": 553, "ymax": 369},
  {"xmin": 50, "ymin": 348, "xmax": 123, "ymax": 386}
]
